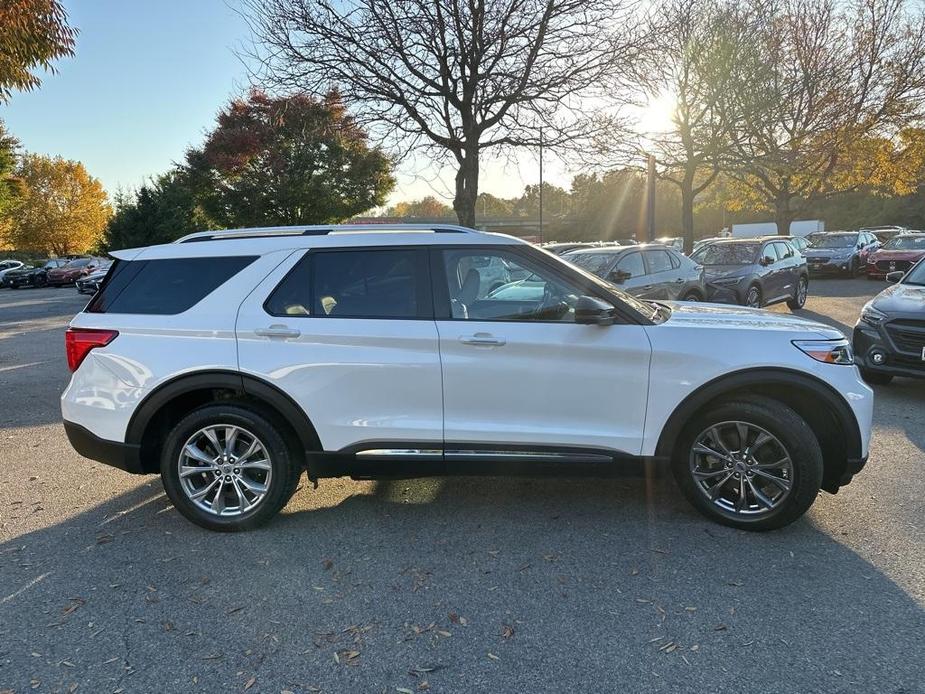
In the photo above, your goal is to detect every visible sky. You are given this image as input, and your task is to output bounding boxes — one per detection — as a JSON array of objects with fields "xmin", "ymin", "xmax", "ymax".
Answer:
[{"xmin": 0, "ymin": 0, "xmax": 577, "ymax": 208}]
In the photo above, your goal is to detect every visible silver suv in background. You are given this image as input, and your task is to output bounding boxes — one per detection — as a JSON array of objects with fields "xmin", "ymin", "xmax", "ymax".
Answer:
[{"xmin": 563, "ymin": 245, "xmax": 706, "ymax": 301}]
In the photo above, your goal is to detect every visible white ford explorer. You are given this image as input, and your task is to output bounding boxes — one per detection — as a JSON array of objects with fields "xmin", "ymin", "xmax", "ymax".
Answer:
[{"xmin": 62, "ymin": 225, "xmax": 873, "ymax": 532}]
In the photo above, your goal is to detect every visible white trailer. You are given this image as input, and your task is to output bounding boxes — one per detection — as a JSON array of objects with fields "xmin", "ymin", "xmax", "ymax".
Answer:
[{"xmin": 731, "ymin": 220, "xmax": 824, "ymax": 238}]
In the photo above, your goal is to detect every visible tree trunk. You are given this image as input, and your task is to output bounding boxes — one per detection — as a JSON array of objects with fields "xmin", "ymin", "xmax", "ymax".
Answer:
[
  {"xmin": 774, "ymin": 197, "xmax": 793, "ymax": 236},
  {"xmin": 680, "ymin": 170, "xmax": 696, "ymax": 255},
  {"xmin": 453, "ymin": 150, "xmax": 479, "ymax": 228}
]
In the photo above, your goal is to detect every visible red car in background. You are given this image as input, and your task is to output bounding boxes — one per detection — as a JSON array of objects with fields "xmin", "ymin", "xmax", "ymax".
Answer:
[
  {"xmin": 46, "ymin": 257, "xmax": 105, "ymax": 287},
  {"xmin": 866, "ymin": 233, "xmax": 925, "ymax": 280}
]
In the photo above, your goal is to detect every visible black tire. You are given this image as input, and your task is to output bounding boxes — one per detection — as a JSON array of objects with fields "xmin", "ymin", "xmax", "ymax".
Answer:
[
  {"xmin": 859, "ymin": 368, "xmax": 893, "ymax": 385},
  {"xmin": 847, "ymin": 258, "xmax": 858, "ymax": 277},
  {"xmin": 866, "ymin": 274, "xmax": 877, "ymax": 281},
  {"xmin": 786, "ymin": 276, "xmax": 808, "ymax": 310},
  {"xmin": 160, "ymin": 403, "xmax": 302, "ymax": 532},
  {"xmin": 744, "ymin": 284, "xmax": 762, "ymax": 308},
  {"xmin": 681, "ymin": 290, "xmax": 703, "ymax": 301},
  {"xmin": 671, "ymin": 397, "xmax": 823, "ymax": 531}
]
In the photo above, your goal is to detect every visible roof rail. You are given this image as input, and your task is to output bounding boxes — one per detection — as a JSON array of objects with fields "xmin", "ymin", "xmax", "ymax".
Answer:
[{"xmin": 175, "ymin": 224, "xmax": 478, "ymax": 244}]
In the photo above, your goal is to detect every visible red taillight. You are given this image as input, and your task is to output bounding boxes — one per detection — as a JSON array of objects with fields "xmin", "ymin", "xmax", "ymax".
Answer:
[{"xmin": 65, "ymin": 328, "xmax": 118, "ymax": 372}]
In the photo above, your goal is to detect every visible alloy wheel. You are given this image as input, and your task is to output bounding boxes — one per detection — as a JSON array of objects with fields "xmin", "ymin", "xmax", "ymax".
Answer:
[
  {"xmin": 688, "ymin": 421, "xmax": 794, "ymax": 518},
  {"xmin": 177, "ymin": 425, "xmax": 272, "ymax": 517},
  {"xmin": 796, "ymin": 278, "xmax": 807, "ymax": 306},
  {"xmin": 745, "ymin": 287, "xmax": 761, "ymax": 308}
]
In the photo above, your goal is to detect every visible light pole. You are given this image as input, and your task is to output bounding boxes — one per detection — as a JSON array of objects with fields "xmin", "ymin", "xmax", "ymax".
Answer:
[
  {"xmin": 645, "ymin": 154, "xmax": 656, "ymax": 243},
  {"xmin": 538, "ymin": 127, "xmax": 544, "ymax": 243}
]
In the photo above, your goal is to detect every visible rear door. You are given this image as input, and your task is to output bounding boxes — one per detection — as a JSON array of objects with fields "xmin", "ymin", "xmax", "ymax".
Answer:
[
  {"xmin": 643, "ymin": 249, "xmax": 683, "ymax": 299},
  {"xmin": 236, "ymin": 247, "xmax": 444, "ymax": 454},
  {"xmin": 433, "ymin": 245, "xmax": 651, "ymax": 456}
]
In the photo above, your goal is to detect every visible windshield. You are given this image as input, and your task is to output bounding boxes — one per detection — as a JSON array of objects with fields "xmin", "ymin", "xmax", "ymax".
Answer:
[
  {"xmin": 883, "ymin": 236, "xmax": 925, "ymax": 251},
  {"xmin": 812, "ymin": 234, "xmax": 857, "ymax": 249},
  {"xmin": 690, "ymin": 243, "xmax": 759, "ymax": 265},
  {"xmin": 564, "ymin": 252, "xmax": 616, "ymax": 275},
  {"xmin": 65, "ymin": 258, "xmax": 91, "ymax": 268}
]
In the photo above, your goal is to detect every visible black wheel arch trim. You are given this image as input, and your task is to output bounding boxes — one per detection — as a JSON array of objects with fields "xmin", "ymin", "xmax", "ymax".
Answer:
[
  {"xmin": 124, "ymin": 369, "xmax": 322, "ymax": 459},
  {"xmin": 654, "ymin": 367, "xmax": 863, "ymax": 463}
]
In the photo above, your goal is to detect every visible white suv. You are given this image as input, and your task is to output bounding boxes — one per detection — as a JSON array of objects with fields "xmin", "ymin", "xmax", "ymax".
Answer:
[{"xmin": 62, "ymin": 225, "xmax": 873, "ymax": 532}]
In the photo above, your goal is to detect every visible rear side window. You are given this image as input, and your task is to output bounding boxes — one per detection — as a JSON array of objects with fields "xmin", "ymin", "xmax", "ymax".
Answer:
[
  {"xmin": 87, "ymin": 256, "xmax": 256, "ymax": 315},
  {"xmin": 644, "ymin": 250, "xmax": 674, "ymax": 273},
  {"xmin": 265, "ymin": 249, "xmax": 429, "ymax": 319}
]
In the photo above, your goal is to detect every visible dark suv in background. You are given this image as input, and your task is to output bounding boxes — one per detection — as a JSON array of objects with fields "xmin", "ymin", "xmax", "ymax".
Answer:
[
  {"xmin": 563, "ymin": 244, "xmax": 706, "ymax": 300},
  {"xmin": 853, "ymin": 258, "xmax": 925, "ymax": 384},
  {"xmin": 690, "ymin": 238, "xmax": 808, "ymax": 309},
  {"xmin": 803, "ymin": 231, "xmax": 880, "ymax": 276}
]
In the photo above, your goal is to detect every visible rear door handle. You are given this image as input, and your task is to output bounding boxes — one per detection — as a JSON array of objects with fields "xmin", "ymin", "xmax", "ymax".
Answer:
[
  {"xmin": 459, "ymin": 333, "xmax": 506, "ymax": 346},
  {"xmin": 255, "ymin": 325, "xmax": 301, "ymax": 339}
]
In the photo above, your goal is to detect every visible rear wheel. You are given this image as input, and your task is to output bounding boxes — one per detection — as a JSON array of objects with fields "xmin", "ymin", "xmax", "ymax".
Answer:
[
  {"xmin": 860, "ymin": 368, "xmax": 893, "ymax": 385},
  {"xmin": 160, "ymin": 404, "xmax": 302, "ymax": 531},
  {"xmin": 786, "ymin": 276, "xmax": 808, "ymax": 310},
  {"xmin": 671, "ymin": 397, "xmax": 823, "ymax": 531}
]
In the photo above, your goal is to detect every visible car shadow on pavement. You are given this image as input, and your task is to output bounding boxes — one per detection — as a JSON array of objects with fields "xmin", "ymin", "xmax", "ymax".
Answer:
[{"xmin": 1, "ymin": 467, "xmax": 922, "ymax": 694}]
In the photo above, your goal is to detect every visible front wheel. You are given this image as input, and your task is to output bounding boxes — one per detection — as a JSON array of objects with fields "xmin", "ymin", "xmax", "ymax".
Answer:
[
  {"xmin": 681, "ymin": 290, "xmax": 702, "ymax": 302},
  {"xmin": 671, "ymin": 397, "xmax": 823, "ymax": 531},
  {"xmin": 744, "ymin": 284, "xmax": 762, "ymax": 308},
  {"xmin": 786, "ymin": 276, "xmax": 808, "ymax": 310},
  {"xmin": 160, "ymin": 404, "xmax": 302, "ymax": 531}
]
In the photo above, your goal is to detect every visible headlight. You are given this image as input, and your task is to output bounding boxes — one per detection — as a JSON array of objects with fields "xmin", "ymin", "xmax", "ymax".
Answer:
[
  {"xmin": 793, "ymin": 338, "xmax": 854, "ymax": 365},
  {"xmin": 860, "ymin": 303, "xmax": 887, "ymax": 326},
  {"xmin": 710, "ymin": 276, "xmax": 743, "ymax": 287}
]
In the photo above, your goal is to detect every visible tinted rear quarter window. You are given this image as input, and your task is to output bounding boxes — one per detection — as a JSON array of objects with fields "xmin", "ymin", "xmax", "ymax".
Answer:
[{"xmin": 87, "ymin": 256, "xmax": 256, "ymax": 314}]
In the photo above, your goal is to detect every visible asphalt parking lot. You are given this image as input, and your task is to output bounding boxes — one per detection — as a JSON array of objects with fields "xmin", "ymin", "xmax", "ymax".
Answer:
[{"xmin": 0, "ymin": 281, "xmax": 923, "ymax": 694}]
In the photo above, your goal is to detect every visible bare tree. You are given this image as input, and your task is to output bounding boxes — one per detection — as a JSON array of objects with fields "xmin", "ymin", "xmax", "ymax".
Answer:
[
  {"xmin": 631, "ymin": 0, "xmax": 749, "ymax": 251},
  {"xmin": 726, "ymin": 0, "xmax": 925, "ymax": 235},
  {"xmin": 241, "ymin": 0, "xmax": 646, "ymax": 226}
]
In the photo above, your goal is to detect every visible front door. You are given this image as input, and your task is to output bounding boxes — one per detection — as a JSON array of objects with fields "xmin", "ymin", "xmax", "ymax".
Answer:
[
  {"xmin": 236, "ymin": 247, "xmax": 444, "ymax": 453},
  {"xmin": 433, "ymin": 246, "xmax": 652, "ymax": 456}
]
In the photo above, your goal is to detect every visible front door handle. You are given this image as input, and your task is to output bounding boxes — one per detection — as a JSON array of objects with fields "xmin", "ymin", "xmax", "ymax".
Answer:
[
  {"xmin": 459, "ymin": 333, "xmax": 506, "ymax": 346},
  {"xmin": 255, "ymin": 325, "xmax": 301, "ymax": 339}
]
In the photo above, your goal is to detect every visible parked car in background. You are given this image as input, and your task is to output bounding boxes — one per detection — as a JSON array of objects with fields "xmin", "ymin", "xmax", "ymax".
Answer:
[
  {"xmin": 542, "ymin": 242, "xmax": 596, "ymax": 255},
  {"xmin": 46, "ymin": 257, "xmax": 105, "ymax": 287},
  {"xmin": 861, "ymin": 225, "xmax": 906, "ymax": 244},
  {"xmin": 0, "ymin": 260, "xmax": 24, "ymax": 283},
  {"xmin": 75, "ymin": 262, "xmax": 113, "ymax": 295},
  {"xmin": 563, "ymin": 244, "xmax": 706, "ymax": 300},
  {"xmin": 689, "ymin": 238, "xmax": 808, "ymax": 309},
  {"xmin": 864, "ymin": 233, "xmax": 925, "ymax": 280},
  {"xmin": 853, "ymin": 257, "xmax": 925, "ymax": 384},
  {"xmin": 802, "ymin": 231, "xmax": 880, "ymax": 276},
  {"xmin": 61, "ymin": 223, "xmax": 872, "ymax": 532},
  {"xmin": 2, "ymin": 258, "xmax": 69, "ymax": 288}
]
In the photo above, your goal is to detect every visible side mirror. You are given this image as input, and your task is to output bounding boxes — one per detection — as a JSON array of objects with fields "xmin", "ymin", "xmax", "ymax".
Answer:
[
  {"xmin": 760, "ymin": 256, "xmax": 774, "ymax": 266},
  {"xmin": 886, "ymin": 270, "xmax": 904, "ymax": 283},
  {"xmin": 608, "ymin": 269, "xmax": 631, "ymax": 284},
  {"xmin": 575, "ymin": 295, "xmax": 616, "ymax": 325}
]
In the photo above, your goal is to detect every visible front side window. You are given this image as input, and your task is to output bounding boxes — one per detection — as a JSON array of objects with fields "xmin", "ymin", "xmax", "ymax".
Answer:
[{"xmin": 442, "ymin": 249, "xmax": 584, "ymax": 322}]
